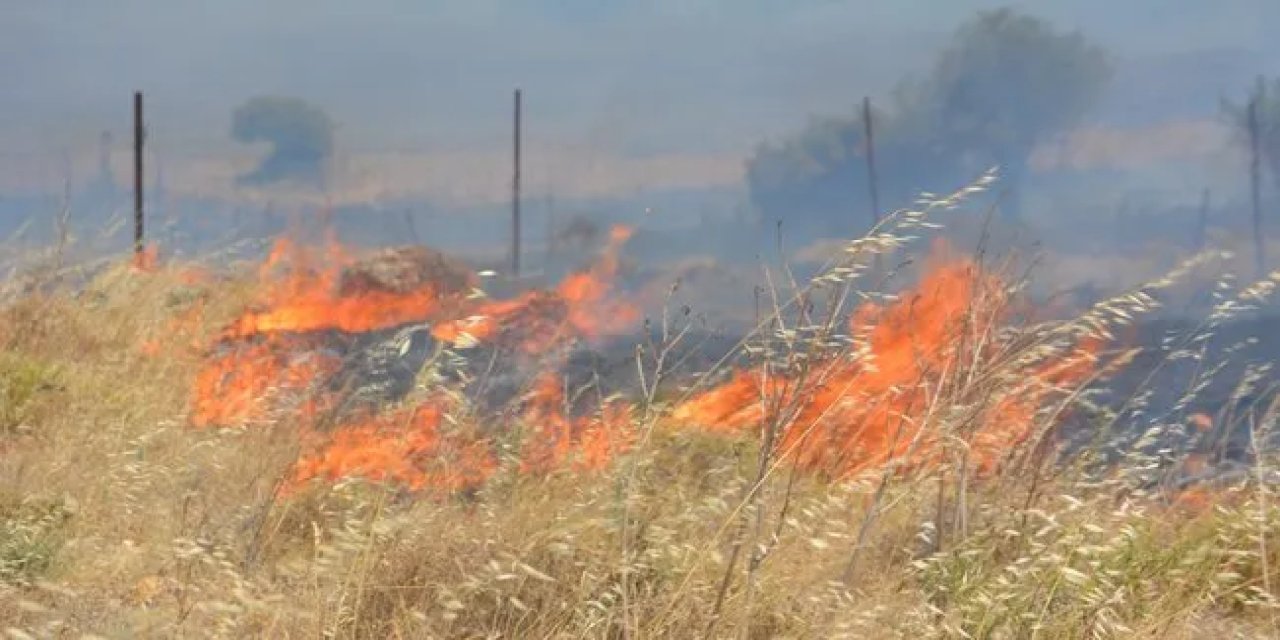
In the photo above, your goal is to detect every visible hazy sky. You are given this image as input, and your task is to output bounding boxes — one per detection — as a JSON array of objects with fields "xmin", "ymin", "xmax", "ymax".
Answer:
[{"xmin": 2, "ymin": 1, "xmax": 1277, "ymax": 201}]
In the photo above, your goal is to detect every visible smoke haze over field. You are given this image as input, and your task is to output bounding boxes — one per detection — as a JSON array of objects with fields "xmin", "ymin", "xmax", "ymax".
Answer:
[
  {"xmin": 4, "ymin": 2, "xmax": 1277, "ymax": 169},
  {"xmin": 2, "ymin": 1, "xmax": 1280, "ymax": 297},
  {"xmin": 11, "ymin": 10, "xmax": 1280, "ymax": 636}
]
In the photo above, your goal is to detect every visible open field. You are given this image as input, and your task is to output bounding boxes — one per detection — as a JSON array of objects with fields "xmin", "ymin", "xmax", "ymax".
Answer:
[{"xmin": 2, "ymin": 179, "xmax": 1280, "ymax": 639}]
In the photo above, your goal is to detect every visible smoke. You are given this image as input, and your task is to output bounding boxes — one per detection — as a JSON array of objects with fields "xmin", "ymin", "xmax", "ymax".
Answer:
[
  {"xmin": 746, "ymin": 8, "xmax": 1112, "ymax": 237},
  {"xmin": 231, "ymin": 96, "xmax": 334, "ymax": 187},
  {"xmin": 1029, "ymin": 120, "xmax": 1231, "ymax": 172}
]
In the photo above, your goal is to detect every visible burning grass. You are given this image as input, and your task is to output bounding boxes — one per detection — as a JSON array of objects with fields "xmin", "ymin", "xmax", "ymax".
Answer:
[
  {"xmin": 670, "ymin": 245, "xmax": 1105, "ymax": 481},
  {"xmin": 3, "ymin": 176, "xmax": 1280, "ymax": 637}
]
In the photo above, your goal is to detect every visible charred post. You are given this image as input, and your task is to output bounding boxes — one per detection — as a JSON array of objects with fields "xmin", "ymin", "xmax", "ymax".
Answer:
[{"xmin": 133, "ymin": 91, "xmax": 145, "ymax": 257}]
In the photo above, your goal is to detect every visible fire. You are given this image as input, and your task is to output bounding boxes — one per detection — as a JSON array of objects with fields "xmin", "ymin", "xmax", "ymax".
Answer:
[
  {"xmin": 191, "ymin": 339, "xmax": 341, "ymax": 428},
  {"xmin": 185, "ymin": 225, "xmax": 1099, "ymax": 495},
  {"xmin": 130, "ymin": 244, "xmax": 159, "ymax": 272},
  {"xmin": 287, "ymin": 402, "xmax": 496, "ymax": 494},
  {"xmin": 517, "ymin": 373, "xmax": 633, "ymax": 474},
  {"xmin": 226, "ymin": 287, "xmax": 444, "ymax": 338},
  {"xmin": 428, "ymin": 225, "xmax": 639, "ymax": 352},
  {"xmin": 222, "ymin": 237, "xmax": 451, "ymax": 340},
  {"xmin": 672, "ymin": 244, "xmax": 1102, "ymax": 480},
  {"xmin": 285, "ymin": 373, "xmax": 633, "ymax": 494},
  {"xmin": 1189, "ymin": 412, "xmax": 1214, "ymax": 432},
  {"xmin": 188, "ymin": 225, "xmax": 641, "ymax": 492},
  {"xmin": 221, "ymin": 227, "xmax": 637, "ymax": 349},
  {"xmin": 557, "ymin": 225, "xmax": 640, "ymax": 339}
]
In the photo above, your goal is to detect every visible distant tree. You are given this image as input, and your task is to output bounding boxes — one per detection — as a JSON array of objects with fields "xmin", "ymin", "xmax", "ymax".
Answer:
[
  {"xmin": 924, "ymin": 9, "xmax": 1110, "ymax": 189},
  {"xmin": 1222, "ymin": 76, "xmax": 1280, "ymax": 190},
  {"xmin": 747, "ymin": 8, "xmax": 1110, "ymax": 235},
  {"xmin": 746, "ymin": 98, "xmax": 938, "ymax": 237},
  {"xmin": 231, "ymin": 96, "xmax": 334, "ymax": 186},
  {"xmin": 1223, "ymin": 76, "xmax": 1280, "ymax": 276}
]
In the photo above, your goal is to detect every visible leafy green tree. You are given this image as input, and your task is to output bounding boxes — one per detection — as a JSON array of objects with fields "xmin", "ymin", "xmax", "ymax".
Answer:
[
  {"xmin": 231, "ymin": 96, "xmax": 335, "ymax": 186},
  {"xmin": 747, "ymin": 8, "xmax": 1110, "ymax": 234}
]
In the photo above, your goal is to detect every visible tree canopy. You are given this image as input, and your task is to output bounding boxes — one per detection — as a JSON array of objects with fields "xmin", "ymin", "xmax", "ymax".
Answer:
[
  {"xmin": 747, "ymin": 8, "xmax": 1111, "ymax": 236},
  {"xmin": 1222, "ymin": 76, "xmax": 1280, "ymax": 190},
  {"xmin": 231, "ymin": 96, "xmax": 335, "ymax": 186}
]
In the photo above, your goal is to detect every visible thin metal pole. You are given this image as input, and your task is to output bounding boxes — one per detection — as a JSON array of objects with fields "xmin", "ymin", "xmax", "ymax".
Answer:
[
  {"xmin": 133, "ymin": 91, "xmax": 145, "ymax": 256},
  {"xmin": 513, "ymin": 88, "xmax": 522, "ymax": 278},
  {"xmin": 1249, "ymin": 81, "xmax": 1266, "ymax": 277},
  {"xmin": 1195, "ymin": 188, "xmax": 1210, "ymax": 253},
  {"xmin": 544, "ymin": 191, "xmax": 555, "ymax": 277},
  {"xmin": 862, "ymin": 96, "xmax": 881, "ymax": 230},
  {"xmin": 403, "ymin": 208, "xmax": 420, "ymax": 245}
]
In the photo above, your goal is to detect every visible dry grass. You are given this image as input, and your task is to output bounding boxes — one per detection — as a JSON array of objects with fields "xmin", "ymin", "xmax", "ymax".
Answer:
[{"xmin": 2, "ymin": 176, "xmax": 1280, "ymax": 639}]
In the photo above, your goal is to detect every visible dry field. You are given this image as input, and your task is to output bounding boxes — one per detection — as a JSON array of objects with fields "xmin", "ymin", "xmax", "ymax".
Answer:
[{"xmin": 3, "ymin": 176, "xmax": 1280, "ymax": 638}]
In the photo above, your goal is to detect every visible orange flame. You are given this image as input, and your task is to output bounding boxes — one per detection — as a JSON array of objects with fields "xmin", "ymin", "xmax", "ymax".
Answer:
[
  {"xmin": 189, "ymin": 228, "xmax": 1101, "ymax": 495},
  {"xmin": 130, "ymin": 244, "xmax": 159, "ymax": 272},
  {"xmin": 222, "ymin": 237, "xmax": 448, "ymax": 340},
  {"xmin": 557, "ymin": 225, "xmax": 640, "ymax": 339},
  {"xmin": 672, "ymin": 244, "xmax": 1102, "ymax": 480},
  {"xmin": 189, "ymin": 226, "xmax": 641, "ymax": 492},
  {"xmin": 1189, "ymin": 412, "xmax": 1214, "ymax": 432},
  {"xmin": 285, "ymin": 373, "xmax": 632, "ymax": 493},
  {"xmin": 517, "ymin": 373, "xmax": 634, "ymax": 474},
  {"xmin": 287, "ymin": 402, "xmax": 496, "ymax": 494},
  {"xmin": 191, "ymin": 340, "xmax": 341, "ymax": 428},
  {"xmin": 429, "ymin": 225, "xmax": 639, "ymax": 352}
]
